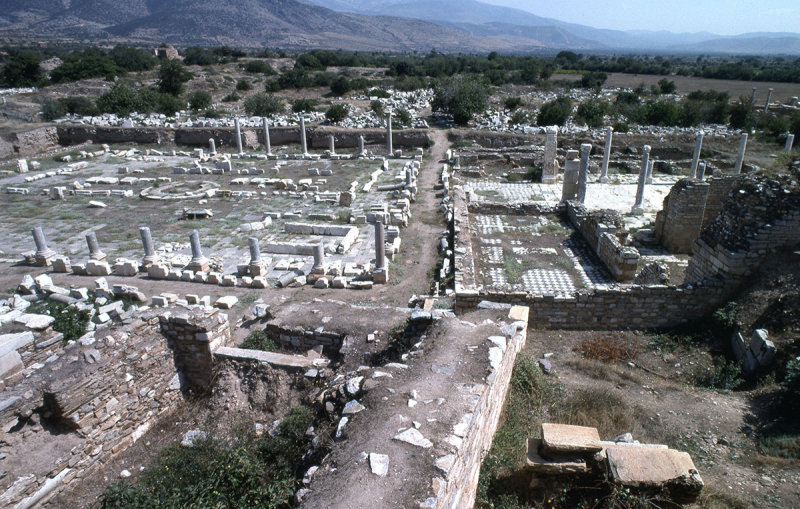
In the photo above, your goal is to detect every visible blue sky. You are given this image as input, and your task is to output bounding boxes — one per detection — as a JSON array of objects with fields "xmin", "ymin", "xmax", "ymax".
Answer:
[{"xmin": 481, "ymin": 0, "xmax": 800, "ymax": 35}]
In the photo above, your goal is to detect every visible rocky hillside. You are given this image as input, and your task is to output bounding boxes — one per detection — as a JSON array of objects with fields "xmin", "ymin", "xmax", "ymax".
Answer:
[{"xmin": 0, "ymin": 0, "xmax": 491, "ymax": 52}]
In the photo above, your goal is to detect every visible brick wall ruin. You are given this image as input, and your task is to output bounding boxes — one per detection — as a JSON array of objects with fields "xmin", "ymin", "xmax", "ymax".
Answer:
[{"xmin": 566, "ymin": 202, "xmax": 639, "ymax": 281}]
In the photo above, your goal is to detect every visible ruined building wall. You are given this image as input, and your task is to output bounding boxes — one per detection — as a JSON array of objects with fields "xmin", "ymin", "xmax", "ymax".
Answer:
[
  {"xmin": 566, "ymin": 202, "xmax": 639, "ymax": 281},
  {"xmin": 436, "ymin": 307, "xmax": 529, "ymax": 509}
]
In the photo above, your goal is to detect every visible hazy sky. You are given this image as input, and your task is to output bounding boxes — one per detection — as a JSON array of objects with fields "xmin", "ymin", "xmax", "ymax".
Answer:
[{"xmin": 480, "ymin": 0, "xmax": 800, "ymax": 35}]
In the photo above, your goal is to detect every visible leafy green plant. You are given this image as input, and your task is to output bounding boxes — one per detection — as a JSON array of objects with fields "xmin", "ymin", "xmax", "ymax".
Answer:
[
  {"xmin": 240, "ymin": 330, "xmax": 278, "ymax": 352},
  {"xmin": 325, "ymin": 104, "xmax": 348, "ymax": 123},
  {"xmin": 694, "ymin": 358, "xmax": 743, "ymax": 392}
]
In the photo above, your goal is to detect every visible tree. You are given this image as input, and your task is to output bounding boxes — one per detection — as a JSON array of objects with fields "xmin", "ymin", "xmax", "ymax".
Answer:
[
  {"xmin": 244, "ymin": 60, "xmax": 275, "ymax": 74},
  {"xmin": 1, "ymin": 51, "xmax": 42, "ymax": 87},
  {"xmin": 576, "ymin": 99, "xmax": 609, "ymax": 128},
  {"xmin": 292, "ymin": 98, "xmax": 317, "ymax": 113},
  {"xmin": 504, "ymin": 97, "xmax": 522, "ymax": 111},
  {"xmin": 236, "ymin": 79, "xmax": 252, "ymax": 91},
  {"xmin": 109, "ymin": 46, "xmax": 156, "ymax": 72},
  {"xmin": 187, "ymin": 91, "xmax": 212, "ymax": 110},
  {"xmin": 325, "ymin": 104, "xmax": 348, "ymax": 123},
  {"xmin": 580, "ymin": 71, "xmax": 608, "ymax": 89},
  {"xmin": 537, "ymin": 97, "xmax": 572, "ymax": 126},
  {"xmin": 330, "ymin": 77, "xmax": 351, "ymax": 96},
  {"xmin": 157, "ymin": 60, "xmax": 192, "ymax": 96},
  {"xmin": 243, "ymin": 93, "xmax": 284, "ymax": 116},
  {"xmin": 40, "ymin": 98, "xmax": 66, "ymax": 121},
  {"xmin": 729, "ymin": 97, "xmax": 755, "ymax": 130},
  {"xmin": 432, "ymin": 76, "xmax": 489, "ymax": 125},
  {"xmin": 658, "ymin": 78, "xmax": 677, "ymax": 94}
]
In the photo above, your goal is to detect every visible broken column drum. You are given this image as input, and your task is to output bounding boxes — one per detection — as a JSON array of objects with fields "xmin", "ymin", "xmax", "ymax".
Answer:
[
  {"xmin": 785, "ymin": 134, "xmax": 795, "ymax": 153},
  {"xmin": 734, "ymin": 133, "xmax": 748, "ymax": 174},
  {"xmin": 600, "ymin": 126, "xmax": 613, "ymax": 183},
  {"xmin": 300, "ymin": 117, "xmax": 308, "ymax": 156},
  {"xmin": 208, "ymin": 138, "xmax": 216, "ymax": 156},
  {"xmin": 386, "ymin": 112, "xmax": 393, "ymax": 156},
  {"xmin": 690, "ymin": 132, "xmax": 704, "ymax": 179},
  {"xmin": 577, "ymin": 144, "xmax": 591, "ymax": 203},
  {"xmin": 139, "ymin": 226, "xmax": 157, "ymax": 266},
  {"xmin": 631, "ymin": 145, "xmax": 651, "ymax": 215},
  {"xmin": 234, "ymin": 117, "xmax": 243, "ymax": 155},
  {"xmin": 187, "ymin": 230, "xmax": 209, "ymax": 271},
  {"xmin": 312, "ymin": 243, "xmax": 325, "ymax": 269},
  {"xmin": 32, "ymin": 226, "xmax": 55, "ymax": 264},
  {"xmin": 561, "ymin": 150, "xmax": 579, "ymax": 202},
  {"xmin": 646, "ymin": 158, "xmax": 655, "ymax": 184},
  {"xmin": 248, "ymin": 237, "xmax": 261, "ymax": 264},
  {"xmin": 262, "ymin": 117, "xmax": 272, "ymax": 156},
  {"xmin": 696, "ymin": 161, "xmax": 706, "ymax": 181},
  {"xmin": 765, "ymin": 88, "xmax": 774, "ymax": 112},
  {"xmin": 358, "ymin": 135, "xmax": 365, "ymax": 156},
  {"xmin": 86, "ymin": 232, "xmax": 106, "ymax": 261},
  {"xmin": 374, "ymin": 222, "xmax": 386, "ymax": 269}
]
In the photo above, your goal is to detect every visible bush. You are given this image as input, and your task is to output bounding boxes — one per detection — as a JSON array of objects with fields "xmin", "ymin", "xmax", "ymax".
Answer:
[
  {"xmin": 392, "ymin": 108, "xmax": 411, "ymax": 128},
  {"xmin": 109, "ymin": 46, "xmax": 156, "ymax": 72},
  {"xmin": 554, "ymin": 387, "xmax": 635, "ymax": 438},
  {"xmin": 240, "ymin": 330, "xmax": 277, "ymax": 351},
  {"xmin": 236, "ymin": 79, "xmax": 252, "ymax": 91},
  {"xmin": 370, "ymin": 99, "xmax": 384, "ymax": 118},
  {"xmin": 330, "ymin": 76, "xmax": 351, "ymax": 96},
  {"xmin": 59, "ymin": 96, "xmax": 99, "ymax": 116},
  {"xmin": 644, "ymin": 100, "xmax": 682, "ymax": 126},
  {"xmin": 786, "ymin": 357, "xmax": 800, "ymax": 396},
  {"xmin": 101, "ymin": 406, "xmax": 315, "ymax": 508},
  {"xmin": 576, "ymin": 98, "xmax": 609, "ymax": 127},
  {"xmin": 222, "ymin": 92, "xmax": 240, "ymax": 103},
  {"xmin": 368, "ymin": 88, "xmax": 391, "ymax": 98},
  {"xmin": 537, "ymin": 96, "xmax": 572, "ymax": 126},
  {"xmin": 96, "ymin": 83, "xmax": 153, "ymax": 116},
  {"xmin": 503, "ymin": 96, "xmax": 522, "ymax": 110},
  {"xmin": 40, "ymin": 98, "xmax": 66, "ymax": 121},
  {"xmin": 157, "ymin": 59, "xmax": 192, "ymax": 96},
  {"xmin": 294, "ymin": 53, "xmax": 325, "ymax": 70},
  {"xmin": 243, "ymin": 93, "xmax": 284, "ymax": 115},
  {"xmin": 203, "ymin": 108, "xmax": 221, "ymax": 119},
  {"xmin": 325, "ymin": 104, "xmax": 348, "ymax": 123},
  {"xmin": 580, "ymin": 71, "xmax": 608, "ymax": 89},
  {"xmin": 510, "ymin": 110, "xmax": 531, "ymax": 125},
  {"xmin": 612, "ymin": 120, "xmax": 630, "ymax": 133},
  {"xmin": 432, "ymin": 76, "xmax": 489, "ymax": 125},
  {"xmin": 1, "ymin": 50, "xmax": 42, "ymax": 87},
  {"xmin": 658, "ymin": 78, "xmax": 677, "ymax": 94},
  {"xmin": 50, "ymin": 49, "xmax": 120, "ymax": 83},
  {"xmin": 291, "ymin": 98, "xmax": 317, "ymax": 113},
  {"xmin": 729, "ymin": 97, "xmax": 755, "ymax": 130},
  {"xmin": 29, "ymin": 300, "xmax": 90, "ymax": 342},
  {"xmin": 694, "ymin": 358, "xmax": 743, "ymax": 392},
  {"xmin": 187, "ymin": 90, "xmax": 212, "ymax": 110},
  {"xmin": 244, "ymin": 60, "xmax": 275, "ymax": 74}
]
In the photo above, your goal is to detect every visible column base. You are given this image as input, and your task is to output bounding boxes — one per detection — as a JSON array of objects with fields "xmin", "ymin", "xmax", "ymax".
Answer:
[
  {"xmin": 90, "ymin": 252, "xmax": 107, "ymax": 262},
  {"xmin": 34, "ymin": 250, "xmax": 56, "ymax": 267},
  {"xmin": 249, "ymin": 263, "xmax": 267, "ymax": 277},
  {"xmin": 630, "ymin": 206, "xmax": 644, "ymax": 215},
  {"xmin": 373, "ymin": 267, "xmax": 388, "ymax": 284},
  {"xmin": 598, "ymin": 176, "xmax": 609, "ymax": 183},
  {"xmin": 186, "ymin": 258, "xmax": 210, "ymax": 273}
]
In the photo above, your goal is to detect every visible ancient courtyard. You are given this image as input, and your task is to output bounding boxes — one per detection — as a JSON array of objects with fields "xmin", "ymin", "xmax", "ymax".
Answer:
[{"xmin": 0, "ymin": 37, "xmax": 799, "ymax": 509}]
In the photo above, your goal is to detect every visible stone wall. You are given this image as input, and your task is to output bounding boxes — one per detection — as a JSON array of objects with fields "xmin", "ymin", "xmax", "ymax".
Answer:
[
  {"xmin": 158, "ymin": 308, "xmax": 232, "ymax": 393},
  {"xmin": 0, "ymin": 126, "xmax": 60, "ymax": 159},
  {"xmin": 566, "ymin": 201, "xmax": 639, "ymax": 281},
  {"xmin": 436, "ymin": 307, "xmax": 529, "ymax": 509},
  {"xmin": 54, "ymin": 125, "xmax": 431, "ymax": 150}
]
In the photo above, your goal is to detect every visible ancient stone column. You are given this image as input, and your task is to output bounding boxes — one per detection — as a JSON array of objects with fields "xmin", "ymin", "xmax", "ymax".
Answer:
[
  {"xmin": 785, "ymin": 134, "xmax": 795, "ymax": 153},
  {"xmin": 374, "ymin": 221, "xmax": 386, "ymax": 269},
  {"xmin": 577, "ymin": 144, "xmax": 591, "ymax": 203},
  {"xmin": 329, "ymin": 135, "xmax": 336, "ymax": 155},
  {"xmin": 690, "ymin": 132, "xmax": 704, "ymax": 179},
  {"xmin": 312, "ymin": 243, "xmax": 325, "ymax": 269},
  {"xmin": 139, "ymin": 226, "xmax": 158, "ymax": 266},
  {"xmin": 599, "ymin": 126, "xmax": 613, "ymax": 183},
  {"xmin": 765, "ymin": 88, "xmax": 774, "ymax": 112},
  {"xmin": 454, "ymin": 156, "xmax": 461, "ymax": 169},
  {"xmin": 358, "ymin": 135, "xmax": 365, "ymax": 156},
  {"xmin": 248, "ymin": 237, "xmax": 261, "ymax": 263},
  {"xmin": 734, "ymin": 133, "xmax": 748, "ymax": 174},
  {"xmin": 187, "ymin": 230, "xmax": 209, "ymax": 272},
  {"xmin": 32, "ymin": 226, "xmax": 55, "ymax": 265},
  {"xmin": 542, "ymin": 126, "xmax": 559, "ymax": 184},
  {"xmin": 262, "ymin": 117, "xmax": 272, "ymax": 156},
  {"xmin": 234, "ymin": 117, "xmax": 243, "ymax": 155},
  {"xmin": 750, "ymin": 87, "xmax": 757, "ymax": 103},
  {"xmin": 696, "ymin": 161, "xmax": 707, "ymax": 181},
  {"xmin": 209, "ymin": 138, "xmax": 216, "ymax": 156},
  {"xmin": 631, "ymin": 145, "xmax": 650, "ymax": 215},
  {"xmin": 405, "ymin": 166, "xmax": 414, "ymax": 187},
  {"xmin": 646, "ymin": 159, "xmax": 655, "ymax": 185},
  {"xmin": 86, "ymin": 232, "xmax": 106, "ymax": 261},
  {"xmin": 300, "ymin": 117, "xmax": 308, "ymax": 156},
  {"xmin": 561, "ymin": 150, "xmax": 580, "ymax": 202},
  {"xmin": 386, "ymin": 112, "xmax": 393, "ymax": 156}
]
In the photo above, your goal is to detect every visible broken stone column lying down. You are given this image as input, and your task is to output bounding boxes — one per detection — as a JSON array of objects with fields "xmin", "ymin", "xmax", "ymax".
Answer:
[
  {"xmin": 373, "ymin": 222, "xmax": 388, "ymax": 283},
  {"xmin": 186, "ymin": 230, "xmax": 209, "ymax": 272},
  {"xmin": 86, "ymin": 232, "xmax": 106, "ymax": 261},
  {"xmin": 32, "ymin": 226, "xmax": 56, "ymax": 266},
  {"xmin": 631, "ymin": 145, "xmax": 650, "ymax": 215}
]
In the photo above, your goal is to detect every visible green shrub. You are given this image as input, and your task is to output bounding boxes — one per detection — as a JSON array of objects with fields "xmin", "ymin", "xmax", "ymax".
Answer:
[
  {"xmin": 432, "ymin": 76, "xmax": 489, "ymax": 125},
  {"xmin": 187, "ymin": 90, "xmax": 212, "ymax": 110},
  {"xmin": 580, "ymin": 71, "xmax": 608, "ymax": 89},
  {"xmin": 325, "ymin": 104, "xmax": 348, "ymax": 123},
  {"xmin": 392, "ymin": 108, "xmax": 412, "ymax": 128},
  {"xmin": 694, "ymin": 358, "xmax": 743, "ymax": 392},
  {"xmin": 612, "ymin": 120, "xmax": 630, "ymax": 133},
  {"xmin": 537, "ymin": 96, "xmax": 572, "ymax": 126},
  {"xmin": 576, "ymin": 98, "xmax": 610, "ymax": 128},
  {"xmin": 236, "ymin": 79, "xmax": 252, "ymax": 91},
  {"xmin": 29, "ymin": 300, "xmax": 90, "ymax": 342},
  {"xmin": 368, "ymin": 88, "xmax": 391, "ymax": 98},
  {"xmin": 101, "ymin": 406, "xmax": 315, "ymax": 508},
  {"xmin": 157, "ymin": 59, "xmax": 192, "ymax": 96},
  {"xmin": 40, "ymin": 98, "xmax": 66, "ymax": 121},
  {"xmin": 510, "ymin": 110, "xmax": 531, "ymax": 125},
  {"xmin": 370, "ymin": 99, "xmax": 385, "ymax": 118},
  {"xmin": 503, "ymin": 96, "xmax": 522, "ymax": 110},
  {"xmin": 240, "ymin": 330, "xmax": 277, "ymax": 351},
  {"xmin": 330, "ymin": 76, "xmax": 351, "ymax": 96},
  {"xmin": 222, "ymin": 92, "xmax": 241, "ymax": 103},
  {"xmin": 291, "ymin": 98, "xmax": 317, "ymax": 113},
  {"xmin": 1, "ymin": 50, "xmax": 42, "ymax": 87},
  {"xmin": 712, "ymin": 301, "xmax": 738, "ymax": 328},
  {"xmin": 244, "ymin": 60, "xmax": 275, "ymax": 74},
  {"xmin": 243, "ymin": 93, "xmax": 283, "ymax": 115}
]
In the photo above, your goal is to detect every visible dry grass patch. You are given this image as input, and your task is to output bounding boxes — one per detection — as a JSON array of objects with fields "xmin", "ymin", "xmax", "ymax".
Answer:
[
  {"xmin": 554, "ymin": 386, "xmax": 638, "ymax": 439},
  {"xmin": 576, "ymin": 335, "xmax": 640, "ymax": 363}
]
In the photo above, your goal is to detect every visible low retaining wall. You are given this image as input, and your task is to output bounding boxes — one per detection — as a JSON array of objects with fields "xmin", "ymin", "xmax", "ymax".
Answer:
[
  {"xmin": 436, "ymin": 306, "xmax": 530, "ymax": 509},
  {"xmin": 566, "ymin": 201, "xmax": 639, "ymax": 281},
  {"xmin": 55, "ymin": 125, "xmax": 431, "ymax": 150}
]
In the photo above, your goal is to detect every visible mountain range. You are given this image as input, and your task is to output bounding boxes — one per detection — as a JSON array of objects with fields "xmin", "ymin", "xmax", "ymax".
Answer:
[{"xmin": 0, "ymin": 0, "xmax": 799, "ymax": 54}]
